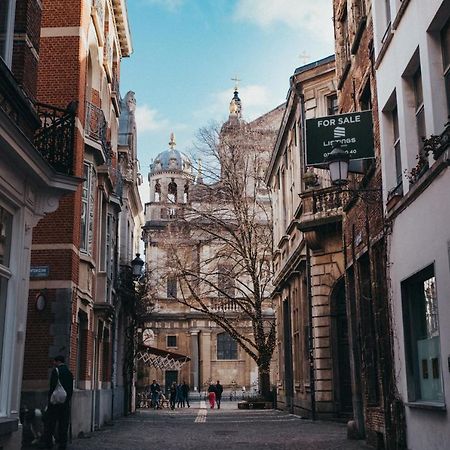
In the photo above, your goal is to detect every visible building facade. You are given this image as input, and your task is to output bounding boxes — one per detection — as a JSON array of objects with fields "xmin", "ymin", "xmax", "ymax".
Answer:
[
  {"xmin": 0, "ymin": 1, "xmax": 79, "ymax": 448},
  {"xmin": 21, "ymin": 0, "xmax": 140, "ymax": 438},
  {"xmin": 266, "ymin": 56, "xmax": 355, "ymax": 419},
  {"xmin": 141, "ymin": 92, "xmax": 283, "ymax": 396},
  {"xmin": 332, "ymin": 1, "xmax": 403, "ymax": 447},
  {"xmin": 372, "ymin": 0, "xmax": 450, "ymax": 448}
]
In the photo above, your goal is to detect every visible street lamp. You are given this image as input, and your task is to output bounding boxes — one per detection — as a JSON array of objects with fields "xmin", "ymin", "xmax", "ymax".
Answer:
[
  {"xmin": 325, "ymin": 144, "xmax": 350, "ymax": 185},
  {"xmin": 131, "ymin": 253, "xmax": 144, "ymax": 278}
]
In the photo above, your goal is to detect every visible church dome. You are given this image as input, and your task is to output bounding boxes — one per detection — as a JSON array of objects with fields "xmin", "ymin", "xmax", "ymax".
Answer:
[{"xmin": 150, "ymin": 133, "xmax": 192, "ymax": 175}]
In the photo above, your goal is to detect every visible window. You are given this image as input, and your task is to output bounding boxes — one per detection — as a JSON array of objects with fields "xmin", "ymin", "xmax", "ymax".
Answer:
[
  {"xmin": 0, "ymin": 204, "xmax": 13, "ymax": 395},
  {"xmin": 168, "ymin": 178, "xmax": 177, "ymax": 203},
  {"xmin": 360, "ymin": 80, "xmax": 372, "ymax": 111},
  {"xmin": 384, "ymin": 0, "xmax": 391, "ymax": 26},
  {"xmin": 392, "ymin": 106, "xmax": 403, "ymax": 193},
  {"xmin": 167, "ymin": 335, "xmax": 177, "ymax": 347},
  {"xmin": 0, "ymin": 0, "xmax": 16, "ymax": 67},
  {"xmin": 217, "ymin": 332, "xmax": 238, "ymax": 360},
  {"xmin": 340, "ymin": 8, "xmax": 351, "ymax": 64},
  {"xmin": 218, "ymin": 264, "xmax": 235, "ymax": 298},
  {"xmin": 183, "ymin": 182, "xmax": 189, "ymax": 203},
  {"xmin": 167, "ymin": 276, "xmax": 177, "ymax": 298},
  {"xmin": 154, "ymin": 180, "xmax": 161, "ymax": 203},
  {"xmin": 81, "ymin": 163, "xmax": 93, "ymax": 253},
  {"xmin": 413, "ymin": 68, "xmax": 426, "ymax": 153},
  {"xmin": 327, "ymin": 94, "xmax": 338, "ymax": 116},
  {"xmin": 401, "ymin": 265, "xmax": 444, "ymax": 403},
  {"xmin": 441, "ymin": 19, "xmax": 450, "ymax": 115}
]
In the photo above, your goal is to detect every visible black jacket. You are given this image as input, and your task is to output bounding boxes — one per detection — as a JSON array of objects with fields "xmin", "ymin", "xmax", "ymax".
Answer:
[
  {"xmin": 215, "ymin": 383, "xmax": 223, "ymax": 397},
  {"xmin": 49, "ymin": 364, "xmax": 74, "ymax": 402}
]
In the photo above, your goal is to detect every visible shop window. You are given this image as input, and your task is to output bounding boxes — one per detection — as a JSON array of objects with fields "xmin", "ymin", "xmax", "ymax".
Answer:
[
  {"xmin": 217, "ymin": 332, "xmax": 238, "ymax": 360},
  {"xmin": 401, "ymin": 265, "xmax": 444, "ymax": 403}
]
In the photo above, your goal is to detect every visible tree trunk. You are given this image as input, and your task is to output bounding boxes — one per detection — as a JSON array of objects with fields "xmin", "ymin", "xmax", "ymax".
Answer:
[{"xmin": 258, "ymin": 364, "xmax": 271, "ymax": 400}]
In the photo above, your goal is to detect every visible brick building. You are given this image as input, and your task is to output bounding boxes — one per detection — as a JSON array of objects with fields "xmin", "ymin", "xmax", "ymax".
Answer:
[
  {"xmin": 332, "ymin": 1, "xmax": 403, "ymax": 447},
  {"xmin": 0, "ymin": 1, "xmax": 79, "ymax": 448},
  {"xmin": 20, "ymin": 0, "xmax": 141, "ymax": 438}
]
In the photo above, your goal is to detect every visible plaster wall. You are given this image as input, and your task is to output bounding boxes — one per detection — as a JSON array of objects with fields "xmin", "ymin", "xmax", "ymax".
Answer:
[{"xmin": 389, "ymin": 170, "xmax": 450, "ymax": 450}]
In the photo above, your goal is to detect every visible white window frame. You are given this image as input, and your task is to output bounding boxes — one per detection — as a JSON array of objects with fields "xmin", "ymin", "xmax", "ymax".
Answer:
[
  {"xmin": 0, "ymin": 199, "xmax": 18, "ymax": 418},
  {"xmin": 0, "ymin": 0, "xmax": 17, "ymax": 67}
]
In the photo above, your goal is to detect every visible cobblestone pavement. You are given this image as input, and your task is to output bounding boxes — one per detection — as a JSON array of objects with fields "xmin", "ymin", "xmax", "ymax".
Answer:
[{"xmin": 69, "ymin": 400, "xmax": 371, "ymax": 450}]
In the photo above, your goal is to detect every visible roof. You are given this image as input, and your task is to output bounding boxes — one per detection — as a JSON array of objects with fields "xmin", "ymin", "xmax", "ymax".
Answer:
[{"xmin": 294, "ymin": 54, "xmax": 335, "ymax": 76}]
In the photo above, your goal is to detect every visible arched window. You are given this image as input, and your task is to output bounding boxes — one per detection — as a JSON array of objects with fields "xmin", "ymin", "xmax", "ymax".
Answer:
[
  {"xmin": 154, "ymin": 180, "xmax": 161, "ymax": 202},
  {"xmin": 168, "ymin": 178, "xmax": 177, "ymax": 203},
  {"xmin": 217, "ymin": 332, "xmax": 238, "ymax": 360}
]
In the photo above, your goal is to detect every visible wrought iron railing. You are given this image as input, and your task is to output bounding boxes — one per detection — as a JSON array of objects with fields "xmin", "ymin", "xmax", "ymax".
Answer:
[
  {"xmin": 85, "ymin": 101, "xmax": 107, "ymax": 149},
  {"xmin": 34, "ymin": 101, "xmax": 77, "ymax": 176}
]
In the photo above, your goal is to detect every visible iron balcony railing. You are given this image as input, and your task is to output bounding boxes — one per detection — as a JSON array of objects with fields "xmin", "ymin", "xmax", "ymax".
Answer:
[
  {"xmin": 85, "ymin": 101, "xmax": 107, "ymax": 150},
  {"xmin": 34, "ymin": 101, "xmax": 77, "ymax": 176}
]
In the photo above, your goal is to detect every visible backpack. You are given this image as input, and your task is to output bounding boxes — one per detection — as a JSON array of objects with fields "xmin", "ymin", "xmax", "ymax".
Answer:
[{"xmin": 50, "ymin": 367, "xmax": 67, "ymax": 405}]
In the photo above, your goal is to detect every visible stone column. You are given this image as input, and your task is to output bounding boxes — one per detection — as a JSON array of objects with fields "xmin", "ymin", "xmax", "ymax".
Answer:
[
  {"xmin": 200, "ymin": 331, "xmax": 211, "ymax": 389},
  {"xmin": 190, "ymin": 330, "xmax": 200, "ymax": 391}
]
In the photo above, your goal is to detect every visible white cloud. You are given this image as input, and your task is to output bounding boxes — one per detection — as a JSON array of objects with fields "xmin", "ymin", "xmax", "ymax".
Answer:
[
  {"xmin": 141, "ymin": 0, "xmax": 184, "ymax": 11},
  {"xmin": 135, "ymin": 104, "xmax": 170, "ymax": 133},
  {"xmin": 234, "ymin": 0, "xmax": 333, "ymax": 43}
]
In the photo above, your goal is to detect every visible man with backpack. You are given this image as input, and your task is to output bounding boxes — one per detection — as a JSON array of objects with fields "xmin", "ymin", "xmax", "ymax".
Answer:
[{"xmin": 40, "ymin": 355, "xmax": 73, "ymax": 449}]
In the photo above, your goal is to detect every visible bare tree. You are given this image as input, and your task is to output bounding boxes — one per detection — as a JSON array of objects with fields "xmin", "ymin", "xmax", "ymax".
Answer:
[{"xmin": 155, "ymin": 118, "xmax": 279, "ymax": 398}]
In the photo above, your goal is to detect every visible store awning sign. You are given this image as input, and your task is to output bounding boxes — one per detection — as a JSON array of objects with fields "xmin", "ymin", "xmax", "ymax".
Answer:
[{"xmin": 305, "ymin": 111, "xmax": 374, "ymax": 166}]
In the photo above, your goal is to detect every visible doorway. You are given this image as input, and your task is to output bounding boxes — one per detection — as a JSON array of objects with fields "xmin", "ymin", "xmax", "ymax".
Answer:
[
  {"xmin": 165, "ymin": 370, "xmax": 178, "ymax": 395},
  {"xmin": 332, "ymin": 278, "xmax": 353, "ymax": 415}
]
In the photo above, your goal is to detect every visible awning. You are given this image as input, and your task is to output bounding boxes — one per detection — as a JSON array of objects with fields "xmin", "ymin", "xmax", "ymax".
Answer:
[{"xmin": 136, "ymin": 345, "xmax": 191, "ymax": 371}]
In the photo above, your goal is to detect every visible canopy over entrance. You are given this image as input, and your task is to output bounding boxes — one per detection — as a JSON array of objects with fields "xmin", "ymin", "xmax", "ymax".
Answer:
[{"xmin": 136, "ymin": 345, "xmax": 191, "ymax": 371}]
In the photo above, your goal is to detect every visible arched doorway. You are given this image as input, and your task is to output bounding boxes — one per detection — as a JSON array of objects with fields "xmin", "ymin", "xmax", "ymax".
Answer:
[{"xmin": 331, "ymin": 277, "xmax": 353, "ymax": 415}]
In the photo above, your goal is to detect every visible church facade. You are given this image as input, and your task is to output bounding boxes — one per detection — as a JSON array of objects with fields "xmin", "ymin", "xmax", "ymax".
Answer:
[{"xmin": 140, "ymin": 90, "xmax": 284, "ymax": 395}]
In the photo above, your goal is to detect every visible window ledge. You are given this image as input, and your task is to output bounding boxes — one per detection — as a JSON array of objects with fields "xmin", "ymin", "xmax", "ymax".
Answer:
[
  {"xmin": 0, "ymin": 417, "xmax": 19, "ymax": 437},
  {"xmin": 405, "ymin": 401, "xmax": 446, "ymax": 411}
]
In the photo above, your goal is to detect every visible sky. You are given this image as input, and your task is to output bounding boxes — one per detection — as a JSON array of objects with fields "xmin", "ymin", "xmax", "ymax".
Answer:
[{"xmin": 120, "ymin": 0, "xmax": 335, "ymax": 201}]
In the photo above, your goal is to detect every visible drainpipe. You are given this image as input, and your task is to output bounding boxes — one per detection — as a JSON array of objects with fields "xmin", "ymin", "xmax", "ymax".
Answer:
[{"xmin": 306, "ymin": 244, "xmax": 316, "ymax": 421}]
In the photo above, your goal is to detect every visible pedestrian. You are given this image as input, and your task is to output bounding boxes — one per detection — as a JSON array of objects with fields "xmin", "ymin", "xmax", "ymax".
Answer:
[
  {"xmin": 169, "ymin": 382, "xmax": 177, "ymax": 410},
  {"xmin": 181, "ymin": 380, "xmax": 190, "ymax": 408},
  {"xmin": 176, "ymin": 383, "xmax": 184, "ymax": 408},
  {"xmin": 207, "ymin": 383, "xmax": 217, "ymax": 409},
  {"xmin": 215, "ymin": 380, "xmax": 223, "ymax": 409},
  {"xmin": 39, "ymin": 355, "xmax": 73, "ymax": 450},
  {"xmin": 150, "ymin": 379, "xmax": 161, "ymax": 409}
]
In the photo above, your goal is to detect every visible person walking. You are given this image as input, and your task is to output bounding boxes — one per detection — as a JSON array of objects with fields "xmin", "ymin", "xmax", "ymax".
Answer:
[
  {"xmin": 181, "ymin": 381, "xmax": 190, "ymax": 408},
  {"xmin": 207, "ymin": 383, "xmax": 217, "ymax": 409},
  {"xmin": 169, "ymin": 382, "xmax": 177, "ymax": 410},
  {"xmin": 40, "ymin": 355, "xmax": 73, "ymax": 450},
  {"xmin": 176, "ymin": 383, "xmax": 184, "ymax": 408},
  {"xmin": 215, "ymin": 380, "xmax": 223, "ymax": 409},
  {"xmin": 150, "ymin": 379, "xmax": 161, "ymax": 409}
]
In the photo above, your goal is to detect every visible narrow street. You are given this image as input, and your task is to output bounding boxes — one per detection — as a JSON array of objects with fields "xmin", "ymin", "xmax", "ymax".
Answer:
[{"xmin": 70, "ymin": 401, "xmax": 370, "ymax": 450}]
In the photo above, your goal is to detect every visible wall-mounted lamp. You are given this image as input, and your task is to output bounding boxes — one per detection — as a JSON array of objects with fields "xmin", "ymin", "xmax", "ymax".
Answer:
[
  {"xmin": 131, "ymin": 253, "xmax": 144, "ymax": 278},
  {"xmin": 35, "ymin": 292, "xmax": 47, "ymax": 311},
  {"xmin": 325, "ymin": 144, "xmax": 350, "ymax": 185}
]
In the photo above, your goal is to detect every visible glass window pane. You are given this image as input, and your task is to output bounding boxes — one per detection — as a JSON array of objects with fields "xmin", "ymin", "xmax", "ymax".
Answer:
[
  {"xmin": 0, "ymin": 205, "xmax": 13, "ymax": 268},
  {"xmin": 441, "ymin": 19, "xmax": 450, "ymax": 70},
  {"xmin": 0, "ymin": 276, "xmax": 8, "ymax": 386},
  {"xmin": 0, "ymin": 0, "xmax": 11, "ymax": 62}
]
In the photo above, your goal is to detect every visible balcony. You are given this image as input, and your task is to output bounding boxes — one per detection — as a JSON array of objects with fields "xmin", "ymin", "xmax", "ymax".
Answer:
[
  {"xmin": 85, "ymin": 101, "xmax": 108, "ymax": 156},
  {"xmin": 297, "ymin": 186, "xmax": 349, "ymax": 233},
  {"xmin": 34, "ymin": 102, "xmax": 77, "ymax": 176}
]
